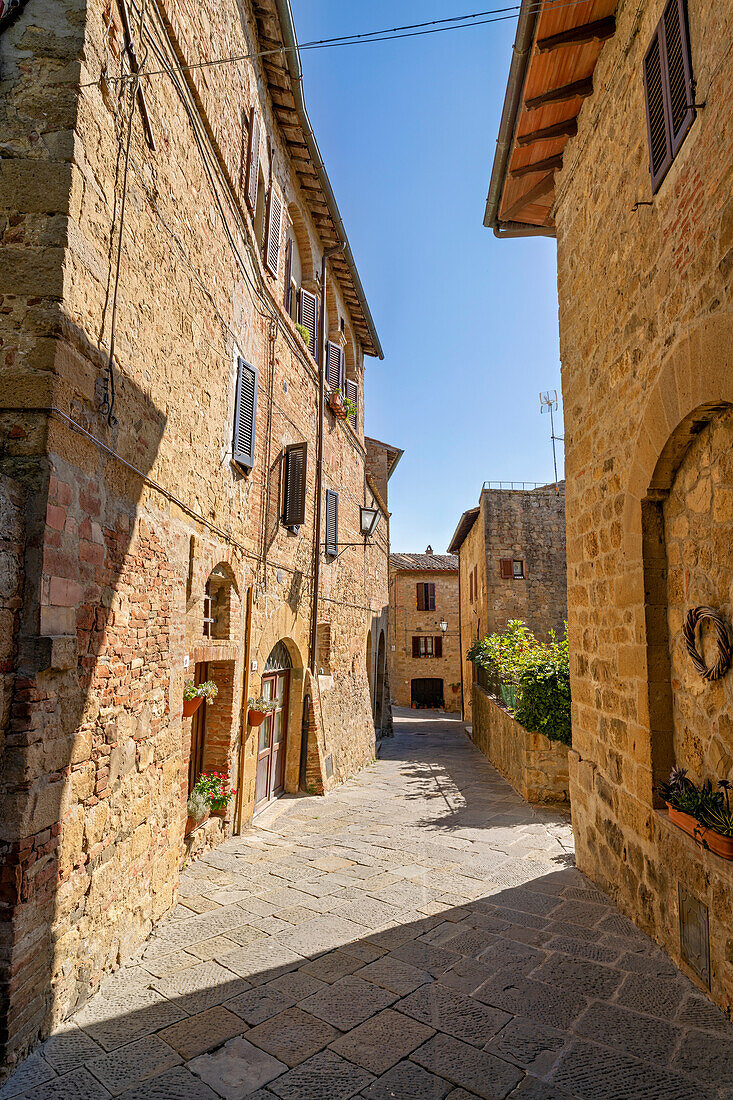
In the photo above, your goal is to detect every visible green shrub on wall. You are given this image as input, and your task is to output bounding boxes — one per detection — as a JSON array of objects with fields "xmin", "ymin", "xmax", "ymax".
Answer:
[{"xmin": 468, "ymin": 620, "xmax": 571, "ymax": 746}]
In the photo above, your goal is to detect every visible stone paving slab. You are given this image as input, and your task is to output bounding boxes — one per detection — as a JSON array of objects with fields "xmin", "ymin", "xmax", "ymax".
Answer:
[{"xmin": 3, "ymin": 709, "xmax": 731, "ymax": 1100}]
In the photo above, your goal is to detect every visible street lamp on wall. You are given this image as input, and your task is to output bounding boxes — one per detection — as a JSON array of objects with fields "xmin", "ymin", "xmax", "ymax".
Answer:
[
  {"xmin": 439, "ymin": 619, "xmax": 448, "ymax": 633},
  {"xmin": 360, "ymin": 507, "xmax": 381, "ymax": 538}
]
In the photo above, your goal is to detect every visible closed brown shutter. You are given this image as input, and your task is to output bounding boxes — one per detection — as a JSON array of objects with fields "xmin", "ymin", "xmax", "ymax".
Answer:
[
  {"xmin": 416, "ymin": 584, "xmax": 425, "ymax": 611},
  {"xmin": 345, "ymin": 379, "xmax": 358, "ymax": 427},
  {"xmin": 232, "ymin": 357, "xmax": 258, "ymax": 469},
  {"xmin": 326, "ymin": 341, "xmax": 343, "ymax": 389},
  {"xmin": 427, "ymin": 583, "xmax": 435, "ymax": 611},
  {"xmin": 325, "ymin": 489, "xmax": 339, "ymax": 556},
  {"xmin": 283, "ymin": 236, "xmax": 293, "ymax": 311},
  {"xmin": 265, "ymin": 187, "xmax": 283, "ymax": 277},
  {"xmin": 500, "ymin": 559, "xmax": 513, "ymax": 579},
  {"xmin": 643, "ymin": 29, "xmax": 672, "ymax": 190},
  {"xmin": 412, "ymin": 637, "xmax": 420, "ymax": 658},
  {"xmin": 282, "ymin": 442, "xmax": 307, "ymax": 527},
  {"xmin": 434, "ymin": 636, "xmax": 442, "ymax": 658},
  {"xmin": 299, "ymin": 289, "xmax": 318, "ymax": 357},
  {"xmin": 245, "ymin": 108, "xmax": 260, "ymax": 213},
  {"xmin": 663, "ymin": 0, "xmax": 694, "ymax": 154}
]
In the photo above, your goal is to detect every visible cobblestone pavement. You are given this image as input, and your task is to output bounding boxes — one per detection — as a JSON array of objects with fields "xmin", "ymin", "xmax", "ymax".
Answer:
[{"xmin": 4, "ymin": 709, "xmax": 732, "ymax": 1100}]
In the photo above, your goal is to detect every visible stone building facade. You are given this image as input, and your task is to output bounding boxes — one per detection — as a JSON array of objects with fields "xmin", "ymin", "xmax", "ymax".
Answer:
[
  {"xmin": 487, "ymin": 0, "xmax": 733, "ymax": 1010},
  {"xmin": 0, "ymin": 0, "xmax": 398, "ymax": 1068},
  {"xmin": 388, "ymin": 551, "xmax": 461, "ymax": 712},
  {"xmin": 449, "ymin": 484, "xmax": 567, "ymax": 722}
]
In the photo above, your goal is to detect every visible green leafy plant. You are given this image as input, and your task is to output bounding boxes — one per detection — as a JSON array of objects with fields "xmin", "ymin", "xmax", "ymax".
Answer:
[
  {"xmin": 657, "ymin": 768, "xmax": 724, "ymax": 821},
  {"xmin": 341, "ymin": 392, "xmax": 357, "ymax": 420},
  {"xmin": 184, "ymin": 679, "xmax": 218, "ymax": 703},
  {"xmin": 248, "ymin": 694, "xmax": 277, "ymax": 713},
  {"xmin": 193, "ymin": 772, "xmax": 236, "ymax": 814},
  {"xmin": 186, "ymin": 789, "xmax": 209, "ymax": 823},
  {"xmin": 295, "ymin": 322, "xmax": 311, "ymax": 345}
]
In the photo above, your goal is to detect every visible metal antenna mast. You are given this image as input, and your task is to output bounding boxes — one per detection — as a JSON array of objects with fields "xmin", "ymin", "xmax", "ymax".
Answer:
[{"xmin": 540, "ymin": 390, "xmax": 563, "ymax": 490}]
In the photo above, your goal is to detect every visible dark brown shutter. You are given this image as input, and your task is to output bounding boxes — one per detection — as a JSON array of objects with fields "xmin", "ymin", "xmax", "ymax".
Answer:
[
  {"xmin": 427, "ymin": 583, "xmax": 435, "ymax": 611},
  {"xmin": 298, "ymin": 289, "xmax": 318, "ymax": 357},
  {"xmin": 412, "ymin": 637, "xmax": 420, "ymax": 658},
  {"xmin": 434, "ymin": 636, "xmax": 442, "ymax": 658},
  {"xmin": 245, "ymin": 107, "xmax": 260, "ymax": 213},
  {"xmin": 325, "ymin": 489, "xmax": 338, "ymax": 556},
  {"xmin": 644, "ymin": 28, "xmax": 672, "ymax": 191},
  {"xmin": 232, "ymin": 357, "xmax": 258, "ymax": 469},
  {"xmin": 663, "ymin": 0, "xmax": 694, "ymax": 154},
  {"xmin": 283, "ymin": 236, "xmax": 293, "ymax": 311},
  {"xmin": 416, "ymin": 584, "xmax": 425, "ymax": 611},
  {"xmin": 282, "ymin": 442, "xmax": 307, "ymax": 527},
  {"xmin": 345, "ymin": 379, "xmax": 358, "ymax": 427},
  {"xmin": 500, "ymin": 558, "xmax": 513, "ymax": 579},
  {"xmin": 469, "ymin": 571, "xmax": 473, "ymax": 602},
  {"xmin": 326, "ymin": 341, "xmax": 343, "ymax": 389},
  {"xmin": 265, "ymin": 187, "xmax": 282, "ymax": 277}
]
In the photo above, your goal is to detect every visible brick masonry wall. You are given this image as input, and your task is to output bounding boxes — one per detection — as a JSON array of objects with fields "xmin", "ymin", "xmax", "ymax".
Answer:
[
  {"xmin": 388, "ymin": 567, "xmax": 461, "ymax": 711},
  {"xmin": 555, "ymin": 0, "xmax": 733, "ymax": 1009},
  {"xmin": 472, "ymin": 685, "xmax": 569, "ymax": 805},
  {"xmin": 0, "ymin": 0, "xmax": 391, "ymax": 1068}
]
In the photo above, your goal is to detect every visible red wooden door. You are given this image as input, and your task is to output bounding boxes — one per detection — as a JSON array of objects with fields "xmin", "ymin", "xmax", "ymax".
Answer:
[{"xmin": 255, "ymin": 670, "xmax": 289, "ymax": 809}]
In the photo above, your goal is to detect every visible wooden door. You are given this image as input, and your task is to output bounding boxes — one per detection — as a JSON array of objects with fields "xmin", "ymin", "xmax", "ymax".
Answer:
[
  {"xmin": 255, "ymin": 669, "xmax": 289, "ymax": 809},
  {"xmin": 188, "ymin": 661, "xmax": 208, "ymax": 794}
]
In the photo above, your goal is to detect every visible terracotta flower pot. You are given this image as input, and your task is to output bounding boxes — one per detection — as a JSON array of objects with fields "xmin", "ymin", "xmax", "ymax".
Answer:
[
  {"xmin": 328, "ymin": 392, "xmax": 347, "ymax": 419},
  {"xmin": 185, "ymin": 811, "xmax": 209, "ymax": 834},
  {"xmin": 666, "ymin": 802, "xmax": 701, "ymax": 839},
  {"xmin": 699, "ymin": 827, "xmax": 733, "ymax": 860},
  {"xmin": 248, "ymin": 708, "xmax": 268, "ymax": 726},
  {"xmin": 183, "ymin": 696, "xmax": 203, "ymax": 717}
]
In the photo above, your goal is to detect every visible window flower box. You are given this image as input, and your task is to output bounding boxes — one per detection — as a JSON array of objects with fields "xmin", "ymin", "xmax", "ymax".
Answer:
[{"xmin": 327, "ymin": 390, "xmax": 348, "ymax": 419}]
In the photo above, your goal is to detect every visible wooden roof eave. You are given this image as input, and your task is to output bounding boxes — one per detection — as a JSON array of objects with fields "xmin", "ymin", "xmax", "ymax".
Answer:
[{"xmin": 485, "ymin": 0, "xmax": 617, "ymax": 238}]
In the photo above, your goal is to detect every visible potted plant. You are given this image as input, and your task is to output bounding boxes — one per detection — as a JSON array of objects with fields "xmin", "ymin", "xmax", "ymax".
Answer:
[
  {"xmin": 247, "ymin": 694, "xmax": 277, "ymax": 726},
  {"xmin": 327, "ymin": 389, "xmax": 348, "ymax": 419},
  {"xmin": 657, "ymin": 769, "xmax": 733, "ymax": 860},
  {"xmin": 185, "ymin": 788, "xmax": 209, "ymax": 834},
  {"xmin": 295, "ymin": 322, "xmax": 311, "ymax": 347},
  {"xmin": 183, "ymin": 678, "xmax": 218, "ymax": 717},
  {"xmin": 196, "ymin": 772, "xmax": 236, "ymax": 818}
]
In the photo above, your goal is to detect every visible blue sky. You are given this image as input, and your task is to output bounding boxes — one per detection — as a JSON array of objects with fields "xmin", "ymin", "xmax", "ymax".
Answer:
[{"xmin": 294, "ymin": 2, "xmax": 563, "ymax": 554}]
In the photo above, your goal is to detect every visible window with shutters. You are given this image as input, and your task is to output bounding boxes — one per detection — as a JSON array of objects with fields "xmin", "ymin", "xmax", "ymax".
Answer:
[
  {"xmin": 411, "ymin": 636, "xmax": 443, "ymax": 658},
  {"xmin": 244, "ymin": 107, "xmax": 260, "ymax": 214},
  {"xmin": 325, "ymin": 489, "xmax": 339, "ymax": 557},
  {"xmin": 643, "ymin": 0, "xmax": 695, "ymax": 193},
  {"xmin": 345, "ymin": 378, "xmax": 359, "ymax": 429},
  {"xmin": 416, "ymin": 583, "xmax": 436, "ymax": 611},
  {"xmin": 264, "ymin": 186, "xmax": 283, "ymax": 277},
  {"xmin": 299, "ymin": 289, "xmax": 318, "ymax": 358},
  {"xmin": 282, "ymin": 442, "xmax": 307, "ymax": 530},
  {"xmin": 232, "ymin": 357, "xmax": 258, "ymax": 470},
  {"xmin": 500, "ymin": 559, "xmax": 513, "ymax": 579},
  {"xmin": 326, "ymin": 341, "xmax": 344, "ymax": 391},
  {"xmin": 513, "ymin": 559, "xmax": 525, "ymax": 579}
]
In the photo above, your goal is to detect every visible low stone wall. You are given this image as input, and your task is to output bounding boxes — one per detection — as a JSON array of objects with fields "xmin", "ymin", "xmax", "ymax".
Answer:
[{"xmin": 472, "ymin": 684, "xmax": 569, "ymax": 804}]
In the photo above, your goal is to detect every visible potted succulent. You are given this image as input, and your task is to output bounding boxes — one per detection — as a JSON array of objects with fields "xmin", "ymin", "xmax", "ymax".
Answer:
[
  {"xmin": 657, "ymin": 769, "xmax": 733, "ymax": 860},
  {"xmin": 185, "ymin": 788, "xmax": 209, "ymax": 834},
  {"xmin": 195, "ymin": 772, "xmax": 236, "ymax": 818},
  {"xmin": 183, "ymin": 678, "xmax": 218, "ymax": 717},
  {"xmin": 247, "ymin": 694, "xmax": 277, "ymax": 726}
]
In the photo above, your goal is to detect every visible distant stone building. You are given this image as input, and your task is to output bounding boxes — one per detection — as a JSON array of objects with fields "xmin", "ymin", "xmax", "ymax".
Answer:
[
  {"xmin": 449, "ymin": 484, "xmax": 567, "ymax": 721},
  {"xmin": 486, "ymin": 0, "xmax": 733, "ymax": 1010},
  {"xmin": 388, "ymin": 551, "xmax": 461, "ymax": 712},
  {"xmin": 0, "ymin": 0, "xmax": 398, "ymax": 1068}
]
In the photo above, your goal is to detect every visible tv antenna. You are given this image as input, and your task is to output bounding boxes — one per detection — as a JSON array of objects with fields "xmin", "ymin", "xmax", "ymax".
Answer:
[{"xmin": 540, "ymin": 390, "xmax": 563, "ymax": 489}]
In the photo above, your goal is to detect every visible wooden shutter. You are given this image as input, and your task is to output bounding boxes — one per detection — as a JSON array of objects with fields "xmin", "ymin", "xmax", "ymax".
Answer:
[
  {"xmin": 345, "ymin": 379, "xmax": 358, "ymax": 427},
  {"xmin": 282, "ymin": 442, "xmax": 307, "ymax": 527},
  {"xmin": 299, "ymin": 289, "xmax": 318, "ymax": 357},
  {"xmin": 245, "ymin": 107, "xmax": 260, "ymax": 214},
  {"xmin": 427, "ymin": 583, "xmax": 435, "ymax": 611},
  {"xmin": 434, "ymin": 636, "xmax": 442, "ymax": 658},
  {"xmin": 469, "ymin": 571, "xmax": 474, "ymax": 602},
  {"xmin": 500, "ymin": 558, "xmax": 513, "ymax": 579},
  {"xmin": 416, "ymin": 584, "xmax": 425, "ymax": 611},
  {"xmin": 265, "ymin": 187, "xmax": 283, "ymax": 277},
  {"xmin": 325, "ymin": 489, "xmax": 339, "ymax": 556},
  {"xmin": 643, "ymin": 28, "xmax": 672, "ymax": 191},
  {"xmin": 326, "ymin": 341, "xmax": 343, "ymax": 389},
  {"xmin": 232, "ymin": 357, "xmax": 258, "ymax": 469},
  {"xmin": 412, "ymin": 637, "xmax": 420, "ymax": 658},
  {"xmin": 662, "ymin": 0, "xmax": 694, "ymax": 155},
  {"xmin": 283, "ymin": 237, "xmax": 293, "ymax": 311}
]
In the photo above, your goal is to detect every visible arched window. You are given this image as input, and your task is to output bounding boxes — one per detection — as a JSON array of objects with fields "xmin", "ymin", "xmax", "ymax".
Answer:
[
  {"xmin": 264, "ymin": 640, "xmax": 292, "ymax": 672},
  {"xmin": 203, "ymin": 565, "xmax": 235, "ymax": 641}
]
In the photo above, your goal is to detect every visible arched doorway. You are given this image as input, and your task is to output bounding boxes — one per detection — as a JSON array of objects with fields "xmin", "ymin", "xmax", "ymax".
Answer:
[
  {"xmin": 255, "ymin": 641, "xmax": 292, "ymax": 810},
  {"xmin": 375, "ymin": 631, "xmax": 386, "ymax": 730},
  {"xmin": 366, "ymin": 632, "xmax": 373, "ymax": 715}
]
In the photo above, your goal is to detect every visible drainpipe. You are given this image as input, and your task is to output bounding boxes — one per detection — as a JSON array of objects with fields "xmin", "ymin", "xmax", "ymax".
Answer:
[{"xmin": 309, "ymin": 241, "xmax": 346, "ymax": 676}]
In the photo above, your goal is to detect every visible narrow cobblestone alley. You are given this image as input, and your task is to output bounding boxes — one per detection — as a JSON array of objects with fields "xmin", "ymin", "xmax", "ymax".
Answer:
[{"xmin": 4, "ymin": 710, "xmax": 732, "ymax": 1100}]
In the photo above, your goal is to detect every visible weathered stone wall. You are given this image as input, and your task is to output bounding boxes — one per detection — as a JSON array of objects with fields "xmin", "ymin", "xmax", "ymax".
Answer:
[
  {"xmin": 388, "ymin": 566, "xmax": 461, "ymax": 711},
  {"xmin": 0, "ymin": 0, "xmax": 391, "ymax": 1068},
  {"xmin": 556, "ymin": 0, "xmax": 733, "ymax": 1010},
  {"xmin": 472, "ymin": 685, "xmax": 569, "ymax": 804},
  {"xmin": 456, "ymin": 511, "xmax": 485, "ymax": 725}
]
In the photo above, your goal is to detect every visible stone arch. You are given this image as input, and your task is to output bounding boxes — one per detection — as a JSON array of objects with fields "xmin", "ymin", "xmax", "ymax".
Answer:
[
  {"xmin": 624, "ymin": 312, "xmax": 733, "ymax": 804},
  {"xmin": 251, "ymin": 608, "xmax": 307, "ymax": 796},
  {"xmin": 203, "ymin": 562, "xmax": 240, "ymax": 641},
  {"xmin": 287, "ymin": 203, "xmax": 315, "ymax": 285}
]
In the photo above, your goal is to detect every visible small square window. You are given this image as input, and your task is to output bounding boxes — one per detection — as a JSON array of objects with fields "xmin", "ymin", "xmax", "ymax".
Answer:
[{"xmin": 513, "ymin": 559, "xmax": 524, "ymax": 579}]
